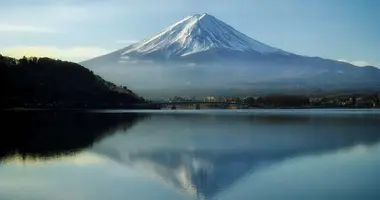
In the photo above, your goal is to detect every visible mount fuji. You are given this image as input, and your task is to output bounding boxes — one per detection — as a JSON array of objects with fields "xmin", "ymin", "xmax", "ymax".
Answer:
[{"xmin": 82, "ymin": 13, "xmax": 380, "ymax": 98}]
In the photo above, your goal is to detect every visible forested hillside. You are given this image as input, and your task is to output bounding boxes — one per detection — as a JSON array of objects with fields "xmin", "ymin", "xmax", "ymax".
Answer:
[{"xmin": 0, "ymin": 55, "xmax": 145, "ymax": 109}]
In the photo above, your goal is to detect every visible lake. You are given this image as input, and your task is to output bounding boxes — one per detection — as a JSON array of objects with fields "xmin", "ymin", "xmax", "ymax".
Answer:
[{"xmin": 1, "ymin": 109, "xmax": 380, "ymax": 200}]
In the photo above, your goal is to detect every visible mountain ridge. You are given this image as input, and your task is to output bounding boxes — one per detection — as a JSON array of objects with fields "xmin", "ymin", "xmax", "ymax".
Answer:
[
  {"xmin": 122, "ymin": 13, "xmax": 286, "ymax": 57},
  {"xmin": 83, "ymin": 13, "xmax": 289, "ymax": 65},
  {"xmin": 81, "ymin": 13, "xmax": 380, "ymax": 98}
]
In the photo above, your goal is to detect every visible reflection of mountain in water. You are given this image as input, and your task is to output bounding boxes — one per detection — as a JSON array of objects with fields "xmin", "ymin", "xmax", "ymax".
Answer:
[
  {"xmin": 92, "ymin": 113, "xmax": 380, "ymax": 200},
  {"xmin": 0, "ymin": 110, "xmax": 144, "ymax": 160},
  {"xmin": 125, "ymin": 150, "xmax": 287, "ymax": 200}
]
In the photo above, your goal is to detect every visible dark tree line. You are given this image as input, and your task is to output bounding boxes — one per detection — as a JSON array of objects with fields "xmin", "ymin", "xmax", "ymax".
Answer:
[
  {"xmin": 0, "ymin": 55, "xmax": 145, "ymax": 109},
  {"xmin": 243, "ymin": 95, "xmax": 310, "ymax": 108},
  {"xmin": 242, "ymin": 94, "xmax": 379, "ymax": 108}
]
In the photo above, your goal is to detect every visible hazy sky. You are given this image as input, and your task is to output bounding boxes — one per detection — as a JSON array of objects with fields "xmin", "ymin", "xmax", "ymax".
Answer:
[{"xmin": 0, "ymin": 0, "xmax": 379, "ymax": 66}]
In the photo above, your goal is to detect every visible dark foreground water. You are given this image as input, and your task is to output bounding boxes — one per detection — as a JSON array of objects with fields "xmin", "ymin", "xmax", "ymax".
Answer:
[{"xmin": 1, "ymin": 109, "xmax": 380, "ymax": 200}]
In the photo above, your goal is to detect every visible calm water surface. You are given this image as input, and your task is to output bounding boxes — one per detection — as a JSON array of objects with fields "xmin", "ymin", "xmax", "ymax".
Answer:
[{"xmin": 1, "ymin": 109, "xmax": 380, "ymax": 200}]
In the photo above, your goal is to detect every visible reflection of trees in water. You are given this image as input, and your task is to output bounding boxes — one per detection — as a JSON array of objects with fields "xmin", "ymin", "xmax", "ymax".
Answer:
[{"xmin": 0, "ymin": 110, "xmax": 146, "ymax": 161}]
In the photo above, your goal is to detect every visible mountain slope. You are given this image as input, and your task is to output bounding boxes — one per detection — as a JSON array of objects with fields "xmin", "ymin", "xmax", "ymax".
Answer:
[
  {"xmin": 121, "ymin": 13, "xmax": 285, "ymax": 57},
  {"xmin": 83, "ymin": 13, "xmax": 287, "ymax": 65},
  {"xmin": 81, "ymin": 14, "xmax": 380, "ymax": 98},
  {"xmin": 0, "ymin": 55, "xmax": 144, "ymax": 108}
]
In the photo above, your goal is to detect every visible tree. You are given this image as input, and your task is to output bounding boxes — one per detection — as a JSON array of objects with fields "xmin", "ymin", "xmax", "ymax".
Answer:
[
  {"xmin": 1, "ymin": 55, "xmax": 143, "ymax": 109},
  {"xmin": 243, "ymin": 97, "xmax": 255, "ymax": 105},
  {"xmin": 235, "ymin": 97, "xmax": 242, "ymax": 103}
]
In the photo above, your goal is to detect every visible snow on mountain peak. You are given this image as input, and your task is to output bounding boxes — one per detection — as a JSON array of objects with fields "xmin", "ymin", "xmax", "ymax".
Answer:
[
  {"xmin": 121, "ymin": 13, "xmax": 285, "ymax": 58},
  {"xmin": 189, "ymin": 13, "xmax": 214, "ymax": 20}
]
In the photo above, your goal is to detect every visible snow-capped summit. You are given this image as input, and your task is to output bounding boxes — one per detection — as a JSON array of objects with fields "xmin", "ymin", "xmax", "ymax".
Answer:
[
  {"xmin": 81, "ymin": 13, "xmax": 380, "ymax": 98},
  {"xmin": 118, "ymin": 13, "xmax": 285, "ymax": 58}
]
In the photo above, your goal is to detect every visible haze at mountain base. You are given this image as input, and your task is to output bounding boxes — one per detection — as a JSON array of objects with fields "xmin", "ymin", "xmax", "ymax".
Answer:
[{"xmin": 81, "ymin": 13, "xmax": 380, "ymax": 99}]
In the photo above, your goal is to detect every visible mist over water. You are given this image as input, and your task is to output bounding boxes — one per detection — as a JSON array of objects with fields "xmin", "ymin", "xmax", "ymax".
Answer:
[{"xmin": 1, "ymin": 109, "xmax": 380, "ymax": 200}]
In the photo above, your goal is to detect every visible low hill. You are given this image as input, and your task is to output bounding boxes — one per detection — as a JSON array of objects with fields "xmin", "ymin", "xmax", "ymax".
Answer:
[{"xmin": 0, "ymin": 55, "xmax": 145, "ymax": 109}]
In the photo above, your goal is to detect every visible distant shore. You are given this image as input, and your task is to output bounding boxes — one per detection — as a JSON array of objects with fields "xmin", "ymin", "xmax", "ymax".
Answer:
[
  {"xmin": 2, "ymin": 106, "xmax": 379, "ymax": 112},
  {"xmin": 1, "ymin": 104, "xmax": 162, "ymax": 111}
]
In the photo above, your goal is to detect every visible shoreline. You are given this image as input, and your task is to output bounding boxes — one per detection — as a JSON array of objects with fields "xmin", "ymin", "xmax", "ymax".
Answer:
[{"xmin": 2, "ymin": 106, "xmax": 380, "ymax": 112}]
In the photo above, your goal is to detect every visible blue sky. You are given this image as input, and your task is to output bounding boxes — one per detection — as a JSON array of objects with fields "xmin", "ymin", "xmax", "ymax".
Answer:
[{"xmin": 0, "ymin": 0, "xmax": 379, "ymax": 66}]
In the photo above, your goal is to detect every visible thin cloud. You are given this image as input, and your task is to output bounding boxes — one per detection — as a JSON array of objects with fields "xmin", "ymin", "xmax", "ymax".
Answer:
[
  {"xmin": 1, "ymin": 46, "xmax": 110, "ymax": 62},
  {"xmin": 338, "ymin": 59, "xmax": 374, "ymax": 67},
  {"xmin": 115, "ymin": 40, "xmax": 138, "ymax": 44},
  {"xmin": 0, "ymin": 23, "xmax": 56, "ymax": 33}
]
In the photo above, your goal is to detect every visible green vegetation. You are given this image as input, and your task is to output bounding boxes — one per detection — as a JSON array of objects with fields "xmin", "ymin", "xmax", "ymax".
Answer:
[
  {"xmin": 0, "ymin": 55, "xmax": 147, "ymax": 109},
  {"xmin": 244, "ymin": 94, "xmax": 379, "ymax": 108},
  {"xmin": 166, "ymin": 94, "xmax": 380, "ymax": 109}
]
